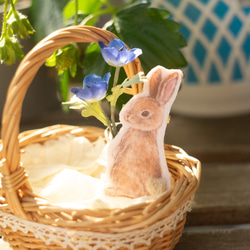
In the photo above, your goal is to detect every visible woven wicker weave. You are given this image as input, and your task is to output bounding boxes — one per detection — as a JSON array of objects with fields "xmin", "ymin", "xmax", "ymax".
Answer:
[{"xmin": 0, "ymin": 26, "xmax": 201, "ymax": 250}]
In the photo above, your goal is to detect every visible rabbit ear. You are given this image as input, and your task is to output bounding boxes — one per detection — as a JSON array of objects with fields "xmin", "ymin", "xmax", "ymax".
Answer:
[
  {"xmin": 148, "ymin": 66, "xmax": 181, "ymax": 104},
  {"xmin": 148, "ymin": 68, "xmax": 162, "ymax": 99}
]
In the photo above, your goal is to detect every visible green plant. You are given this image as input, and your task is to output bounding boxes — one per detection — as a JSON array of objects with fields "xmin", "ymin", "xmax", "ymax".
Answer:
[
  {"xmin": 0, "ymin": 0, "xmax": 34, "ymax": 64},
  {"xmin": 1, "ymin": 0, "xmax": 187, "ymax": 107},
  {"xmin": 65, "ymin": 38, "xmax": 144, "ymax": 137}
]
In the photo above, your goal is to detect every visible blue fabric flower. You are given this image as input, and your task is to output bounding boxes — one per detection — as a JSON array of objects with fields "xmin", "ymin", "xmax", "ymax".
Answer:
[
  {"xmin": 98, "ymin": 39, "xmax": 142, "ymax": 67},
  {"xmin": 71, "ymin": 73, "xmax": 111, "ymax": 102}
]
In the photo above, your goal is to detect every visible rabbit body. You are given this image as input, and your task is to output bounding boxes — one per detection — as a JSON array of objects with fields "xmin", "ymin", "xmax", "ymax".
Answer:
[
  {"xmin": 106, "ymin": 122, "xmax": 164, "ymax": 198},
  {"xmin": 105, "ymin": 66, "xmax": 183, "ymax": 198}
]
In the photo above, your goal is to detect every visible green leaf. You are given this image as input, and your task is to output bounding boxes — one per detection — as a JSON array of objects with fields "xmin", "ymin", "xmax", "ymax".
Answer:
[
  {"xmin": 45, "ymin": 52, "xmax": 57, "ymax": 67},
  {"xmin": 11, "ymin": 38, "xmax": 24, "ymax": 61},
  {"xmin": 81, "ymin": 102, "xmax": 109, "ymax": 126},
  {"xmin": 78, "ymin": 0, "xmax": 102, "ymax": 14},
  {"xmin": 63, "ymin": 0, "xmax": 77, "ymax": 21},
  {"xmin": 106, "ymin": 73, "xmax": 145, "ymax": 111},
  {"xmin": 63, "ymin": 96, "xmax": 87, "ymax": 110},
  {"xmin": 0, "ymin": 37, "xmax": 24, "ymax": 65},
  {"xmin": 64, "ymin": 0, "xmax": 102, "ymax": 18},
  {"xmin": 82, "ymin": 43, "xmax": 113, "ymax": 77},
  {"xmin": 106, "ymin": 84, "xmax": 124, "ymax": 105},
  {"xmin": 121, "ymin": 73, "xmax": 146, "ymax": 88},
  {"xmin": 56, "ymin": 43, "xmax": 79, "ymax": 72},
  {"xmin": 63, "ymin": 0, "xmax": 103, "ymax": 25},
  {"xmin": 64, "ymin": 13, "xmax": 89, "ymax": 26},
  {"xmin": 106, "ymin": 2, "xmax": 187, "ymax": 74}
]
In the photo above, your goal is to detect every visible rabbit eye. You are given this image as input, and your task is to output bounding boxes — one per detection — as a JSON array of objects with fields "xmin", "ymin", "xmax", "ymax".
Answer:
[{"xmin": 141, "ymin": 110, "xmax": 150, "ymax": 118}]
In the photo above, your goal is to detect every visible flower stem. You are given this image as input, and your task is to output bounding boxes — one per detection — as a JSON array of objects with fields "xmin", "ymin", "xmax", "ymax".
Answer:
[
  {"xmin": 99, "ymin": 103, "xmax": 114, "ymax": 138},
  {"xmin": 110, "ymin": 104, "xmax": 117, "ymax": 137},
  {"xmin": 113, "ymin": 66, "xmax": 120, "ymax": 88},
  {"xmin": 96, "ymin": 102, "xmax": 110, "ymax": 126},
  {"xmin": 74, "ymin": 0, "xmax": 78, "ymax": 25},
  {"xmin": 10, "ymin": 0, "xmax": 15, "ymax": 11},
  {"xmin": 110, "ymin": 67, "xmax": 121, "ymax": 137},
  {"xmin": 9, "ymin": 0, "xmax": 20, "ymax": 21},
  {"xmin": 95, "ymin": 102, "xmax": 114, "ymax": 137}
]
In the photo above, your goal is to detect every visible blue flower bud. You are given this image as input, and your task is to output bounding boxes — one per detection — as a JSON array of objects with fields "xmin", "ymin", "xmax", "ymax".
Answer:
[
  {"xmin": 71, "ymin": 73, "xmax": 111, "ymax": 102},
  {"xmin": 98, "ymin": 39, "xmax": 142, "ymax": 67}
]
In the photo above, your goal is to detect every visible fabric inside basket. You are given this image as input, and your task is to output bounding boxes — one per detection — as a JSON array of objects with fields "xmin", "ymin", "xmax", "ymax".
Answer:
[{"xmin": 19, "ymin": 134, "xmax": 155, "ymax": 209}]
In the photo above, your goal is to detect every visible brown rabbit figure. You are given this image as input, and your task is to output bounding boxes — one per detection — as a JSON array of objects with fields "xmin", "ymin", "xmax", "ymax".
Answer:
[{"xmin": 105, "ymin": 66, "xmax": 183, "ymax": 198}]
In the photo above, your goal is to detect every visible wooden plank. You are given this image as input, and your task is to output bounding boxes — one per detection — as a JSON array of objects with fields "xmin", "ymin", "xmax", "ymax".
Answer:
[
  {"xmin": 175, "ymin": 224, "xmax": 250, "ymax": 250},
  {"xmin": 186, "ymin": 162, "xmax": 250, "ymax": 226},
  {"xmin": 166, "ymin": 114, "xmax": 250, "ymax": 163}
]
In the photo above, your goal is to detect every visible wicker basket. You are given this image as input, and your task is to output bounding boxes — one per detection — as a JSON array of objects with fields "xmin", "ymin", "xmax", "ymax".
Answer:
[{"xmin": 0, "ymin": 26, "xmax": 201, "ymax": 250}]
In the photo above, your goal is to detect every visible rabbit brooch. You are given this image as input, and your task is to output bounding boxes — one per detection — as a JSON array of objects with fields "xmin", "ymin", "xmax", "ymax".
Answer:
[{"xmin": 105, "ymin": 66, "xmax": 183, "ymax": 198}]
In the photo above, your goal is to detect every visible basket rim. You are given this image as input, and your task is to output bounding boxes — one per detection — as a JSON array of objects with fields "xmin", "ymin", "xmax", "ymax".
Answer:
[{"xmin": 0, "ymin": 125, "xmax": 201, "ymax": 233}]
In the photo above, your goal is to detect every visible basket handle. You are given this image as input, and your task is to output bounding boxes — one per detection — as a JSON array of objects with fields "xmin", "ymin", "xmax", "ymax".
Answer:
[{"xmin": 0, "ymin": 25, "xmax": 143, "ymax": 219}]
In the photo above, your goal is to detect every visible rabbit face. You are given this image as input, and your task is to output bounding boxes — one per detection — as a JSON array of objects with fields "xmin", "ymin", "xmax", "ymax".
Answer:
[{"xmin": 120, "ymin": 96, "xmax": 164, "ymax": 131}]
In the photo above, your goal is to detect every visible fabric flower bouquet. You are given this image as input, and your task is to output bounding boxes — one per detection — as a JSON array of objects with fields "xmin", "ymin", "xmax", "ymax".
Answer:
[
  {"xmin": 65, "ymin": 38, "xmax": 183, "ymax": 199},
  {"xmin": 66, "ymin": 39, "xmax": 144, "ymax": 138}
]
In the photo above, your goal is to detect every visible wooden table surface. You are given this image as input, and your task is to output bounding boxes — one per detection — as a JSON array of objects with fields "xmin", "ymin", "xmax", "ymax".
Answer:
[
  {"xmin": 1, "ymin": 109, "xmax": 250, "ymax": 249},
  {"xmin": 169, "ymin": 114, "xmax": 250, "ymax": 250}
]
